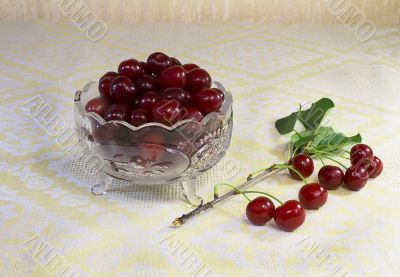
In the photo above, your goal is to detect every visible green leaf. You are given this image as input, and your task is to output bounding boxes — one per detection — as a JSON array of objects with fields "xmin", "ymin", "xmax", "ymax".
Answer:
[
  {"xmin": 314, "ymin": 132, "xmax": 362, "ymax": 152},
  {"xmin": 290, "ymin": 130, "xmax": 316, "ymax": 152},
  {"xmin": 310, "ymin": 126, "xmax": 335, "ymax": 147},
  {"xmin": 298, "ymin": 98, "xmax": 335, "ymax": 130},
  {"xmin": 275, "ymin": 112, "xmax": 298, "ymax": 135}
]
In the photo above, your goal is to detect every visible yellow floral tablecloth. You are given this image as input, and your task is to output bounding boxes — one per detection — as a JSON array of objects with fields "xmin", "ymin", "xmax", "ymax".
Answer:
[{"xmin": 1, "ymin": 22, "xmax": 400, "ymax": 277}]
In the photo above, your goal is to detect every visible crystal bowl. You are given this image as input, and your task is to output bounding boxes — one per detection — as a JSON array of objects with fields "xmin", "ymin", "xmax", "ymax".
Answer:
[{"xmin": 74, "ymin": 81, "xmax": 233, "ymax": 205}]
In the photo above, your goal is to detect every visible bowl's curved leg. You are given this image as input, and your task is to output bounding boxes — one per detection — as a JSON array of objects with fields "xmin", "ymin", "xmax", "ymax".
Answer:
[
  {"xmin": 180, "ymin": 179, "xmax": 203, "ymax": 207},
  {"xmin": 91, "ymin": 172, "xmax": 113, "ymax": 195}
]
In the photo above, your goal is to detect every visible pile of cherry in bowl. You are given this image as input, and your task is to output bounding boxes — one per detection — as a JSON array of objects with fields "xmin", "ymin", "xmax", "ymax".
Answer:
[{"xmin": 85, "ymin": 52, "xmax": 225, "ymax": 127}]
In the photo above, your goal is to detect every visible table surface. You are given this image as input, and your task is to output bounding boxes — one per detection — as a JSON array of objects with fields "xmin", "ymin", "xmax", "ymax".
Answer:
[{"xmin": 1, "ymin": 21, "xmax": 400, "ymax": 277}]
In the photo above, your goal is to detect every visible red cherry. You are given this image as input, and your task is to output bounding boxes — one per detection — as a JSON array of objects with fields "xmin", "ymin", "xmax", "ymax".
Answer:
[
  {"xmin": 343, "ymin": 165, "xmax": 369, "ymax": 191},
  {"xmin": 85, "ymin": 97, "xmax": 110, "ymax": 117},
  {"xmin": 288, "ymin": 154, "xmax": 314, "ymax": 180},
  {"xmin": 171, "ymin": 57, "xmax": 182, "ymax": 66},
  {"xmin": 186, "ymin": 68, "xmax": 212, "ymax": 92},
  {"xmin": 147, "ymin": 52, "xmax": 172, "ymax": 75},
  {"xmin": 100, "ymin": 71, "xmax": 117, "ymax": 80},
  {"xmin": 246, "ymin": 197, "xmax": 275, "ymax": 226},
  {"xmin": 298, "ymin": 183, "xmax": 328, "ymax": 210},
  {"xmin": 129, "ymin": 108, "xmax": 149, "ymax": 126},
  {"xmin": 103, "ymin": 103, "xmax": 130, "ymax": 121},
  {"xmin": 212, "ymin": 88, "xmax": 225, "ymax": 103},
  {"xmin": 350, "ymin": 144, "xmax": 374, "ymax": 167},
  {"xmin": 139, "ymin": 61, "xmax": 151, "ymax": 75},
  {"xmin": 367, "ymin": 156, "xmax": 383, "ymax": 178},
  {"xmin": 160, "ymin": 87, "xmax": 189, "ymax": 106},
  {"xmin": 159, "ymin": 65, "xmax": 187, "ymax": 88},
  {"xmin": 318, "ymin": 165, "xmax": 344, "ymax": 190},
  {"xmin": 182, "ymin": 63, "xmax": 199, "ymax": 72},
  {"xmin": 135, "ymin": 74, "xmax": 159, "ymax": 93},
  {"xmin": 118, "ymin": 59, "xmax": 143, "ymax": 81},
  {"xmin": 152, "ymin": 99, "xmax": 181, "ymax": 126},
  {"xmin": 181, "ymin": 106, "xmax": 203, "ymax": 122},
  {"xmin": 110, "ymin": 76, "xmax": 138, "ymax": 104},
  {"xmin": 98, "ymin": 77, "xmax": 113, "ymax": 99},
  {"xmin": 192, "ymin": 88, "xmax": 222, "ymax": 114},
  {"xmin": 274, "ymin": 200, "xmax": 305, "ymax": 232},
  {"xmin": 137, "ymin": 91, "xmax": 160, "ymax": 112}
]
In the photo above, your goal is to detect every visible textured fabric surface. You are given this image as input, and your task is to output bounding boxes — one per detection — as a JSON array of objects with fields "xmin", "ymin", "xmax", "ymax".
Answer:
[
  {"xmin": 0, "ymin": 21, "xmax": 400, "ymax": 276},
  {"xmin": 0, "ymin": 0, "xmax": 399, "ymax": 24}
]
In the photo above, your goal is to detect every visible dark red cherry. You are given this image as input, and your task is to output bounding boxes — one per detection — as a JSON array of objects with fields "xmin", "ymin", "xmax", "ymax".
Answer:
[
  {"xmin": 152, "ymin": 99, "xmax": 181, "ymax": 126},
  {"xmin": 139, "ymin": 61, "xmax": 151, "ymax": 75},
  {"xmin": 182, "ymin": 63, "xmax": 199, "ymax": 72},
  {"xmin": 135, "ymin": 74, "xmax": 159, "ymax": 93},
  {"xmin": 288, "ymin": 154, "xmax": 314, "ymax": 180},
  {"xmin": 85, "ymin": 97, "xmax": 110, "ymax": 117},
  {"xmin": 110, "ymin": 76, "xmax": 138, "ymax": 104},
  {"xmin": 246, "ymin": 197, "xmax": 275, "ymax": 226},
  {"xmin": 171, "ymin": 57, "xmax": 182, "ymax": 66},
  {"xmin": 298, "ymin": 183, "xmax": 328, "ymax": 210},
  {"xmin": 186, "ymin": 68, "xmax": 212, "ymax": 92},
  {"xmin": 343, "ymin": 165, "xmax": 369, "ymax": 191},
  {"xmin": 212, "ymin": 88, "xmax": 225, "ymax": 103},
  {"xmin": 137, "ymin": 91, "xmax": 160, "ymax": 112},
  {"xmin": 367, "ymin": 156, "xmax": 383, "ymax": 178},
  {"xmin": 98, "ymin": 77, "xmax": 113, "ymax": 99},
  {"xmin": 192, "ymin": 88, "xmax": 222, "ymax": 114},
  {"xmin": 160, "ymin": 87, "xmax": 189, "ymax": 106},
  {"xmin": 181, "ymin": 106, "xmax": 203, "ymax": 122},
  {"xmin": 318, "ymin": 165, "xmax": 344, "ymax": 190},
  {"xmin": 159, "ymin": 65, "xmax": 187, "ymax": 88},
  {"xmin": 118, "ymin": 59, "xmax": 143, "ymax": 81},
  {"xmin": 129, "ymin": 108, "xmax": 149, "ymax": 126},
  {"xmin": 146, "ymin": 52, "xmax": 172, "ymax": 75},
  {"xmin": 100, "ymin": 71, "xmax": 117, "ymax": 80},
  {"xmin": 274, "ymin": 200, "xmax": 305, "ymax": 232},
  {"xmin": 103, "ymin": 103, "xmax": 130, "ymax": 121},
  {"xmin": 350, "ymin": 144, "xmax": 374, "ymax": 167}
]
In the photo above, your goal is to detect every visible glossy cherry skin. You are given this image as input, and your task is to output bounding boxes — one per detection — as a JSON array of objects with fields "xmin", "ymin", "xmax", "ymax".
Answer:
[
  {"xmin": 367, "ymin": 156, "xmax": 383, "ymax": 178},
  {"xmin": 212, "ymin": 88, "xmax": 225, "ymax": 103},
  {"xmin": 350, "ymin": 144, "xmax": 374, "ymax": 167},
  {"xmin": 103, "ymin": 103, "xmax": 130, "ymax": 121},
  {"xmin": 343, "ymin": 165, "xmax": 369, "ymax": 191},
  {"xmin": 140, "ymin": 61, "xmax": 151, "ymax": 75},
  {"xmin": 182, "ymin": 63, "xmax": 199, "ymax": 72},
  {"xmin": 192, "ymin": 88, "xmax": 222, "ymax": 114},
  {"xmin": 160, "ymin": 87, "xmax": 189, "ymax": 106},
  {"xmin": 288, "ymin": 154, "xmax": 314, "ymax": 180},
  {"xmin": 186, "ymin": 68, "xmax": 212, "ymax": 92},
  {"xmin": 246, "ymin": 197, "xmax": 275, "ymax": 226},
  {"xmin": 110, "ymin": 76, "xmax": 138, "ymax": 104},
  {"xmin": 146, "ymin": 52, "xmax": 172, "ymax": 75},
  {"xmin": 100, "ymin": 71, "xmax": 117, "ymax": 80},
  {"xmin": 170, "ymin": 57, "xmax": 182, "ymax": 66},
  {"xmin": 152, "ymin": 99, "xmax": 181, "ymax": 125},
  {"xmin": 85, "ymin": 97, "xmax": 110, "ymax": 117},
  {"xmin": 181, "ymin": 106, "xmax": 203, "ymax": 122},
  {"xmin": 118, "ymin": 59, "xmax": 143, "ymax": 81},
  {"xmin": 137, "ymin": 91, "xmax": 160, "ymax": 112},
  {"xmin": 274, "ymin": 200, "xmax": 305, "ymax": 232},
  {"xmin": 159, "ymin": 65, "xmax": 187, "ymax": 88},
  {"xmin": 298, "ymin": 183, "xmax": 328, "ymax": 210},
  {"xmin": 128, "ymin": 108, "xmax": 149, "ymax": 126},
  {"xmin": 318, "ymin": 165, "xmax": 344, "ymax": 190},
  {"xmin": 98, "ymin": 77, "xmax": 113, "ymax": 99},
  {"xmin": 135, "ymin": 74, "xmax": 159, "ymax": 93}
]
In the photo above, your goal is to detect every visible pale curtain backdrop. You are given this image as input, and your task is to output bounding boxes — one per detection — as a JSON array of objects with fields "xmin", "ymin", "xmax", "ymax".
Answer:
[{"xmin": 0, "ymin": 0, "xmax": 399, "ymax": 24}]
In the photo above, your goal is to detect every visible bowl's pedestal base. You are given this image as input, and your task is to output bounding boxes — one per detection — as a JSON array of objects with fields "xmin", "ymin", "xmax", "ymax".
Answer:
[{"xmin": 90, "ymin": 172, "xmax": 203, "ymax": 207}]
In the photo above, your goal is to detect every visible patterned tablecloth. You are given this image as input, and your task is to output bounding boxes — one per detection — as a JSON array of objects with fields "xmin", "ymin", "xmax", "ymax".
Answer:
[{"xmin": 1, "ymin": 21, "xmax": 400, "ymax": 277}]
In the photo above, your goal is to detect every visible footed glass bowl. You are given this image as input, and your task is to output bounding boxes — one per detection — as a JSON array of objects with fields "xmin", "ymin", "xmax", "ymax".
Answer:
[{"xmin": 74, "ymin": 81, "xmax": 233, "ymax": 205}]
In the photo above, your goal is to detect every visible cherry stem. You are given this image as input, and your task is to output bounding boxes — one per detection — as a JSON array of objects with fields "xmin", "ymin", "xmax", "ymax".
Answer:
[
  {"xmin": 314, "ymin": 149, "xmax": 349, "ymax": 160},
  {"xmin": 317, "ymin": 155, "xmax": 325, "ymax": 166},
  {"xmin": 272, "ymin": 164, "xmax": 308, "ymax": 185},
  {"xmin": 323, "ymin": 156, "xmax": 348, "ymax": 170},
  {"xmin": 242, "ymin": 191, "xmax": 283, "ymax": 205},
  {"xmin": 214, "ymin": 183, "xmax": 251, "ymax": 201}
]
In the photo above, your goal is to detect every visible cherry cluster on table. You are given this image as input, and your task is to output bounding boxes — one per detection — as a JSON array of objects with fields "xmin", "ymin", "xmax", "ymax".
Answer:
[
  {"xmin": 85, "ymin": 52, "xmax": 225, "ymax": 126},
  {"xmin": 246, "ymin": 143, "xmax": 383, "ymax": 232}
]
